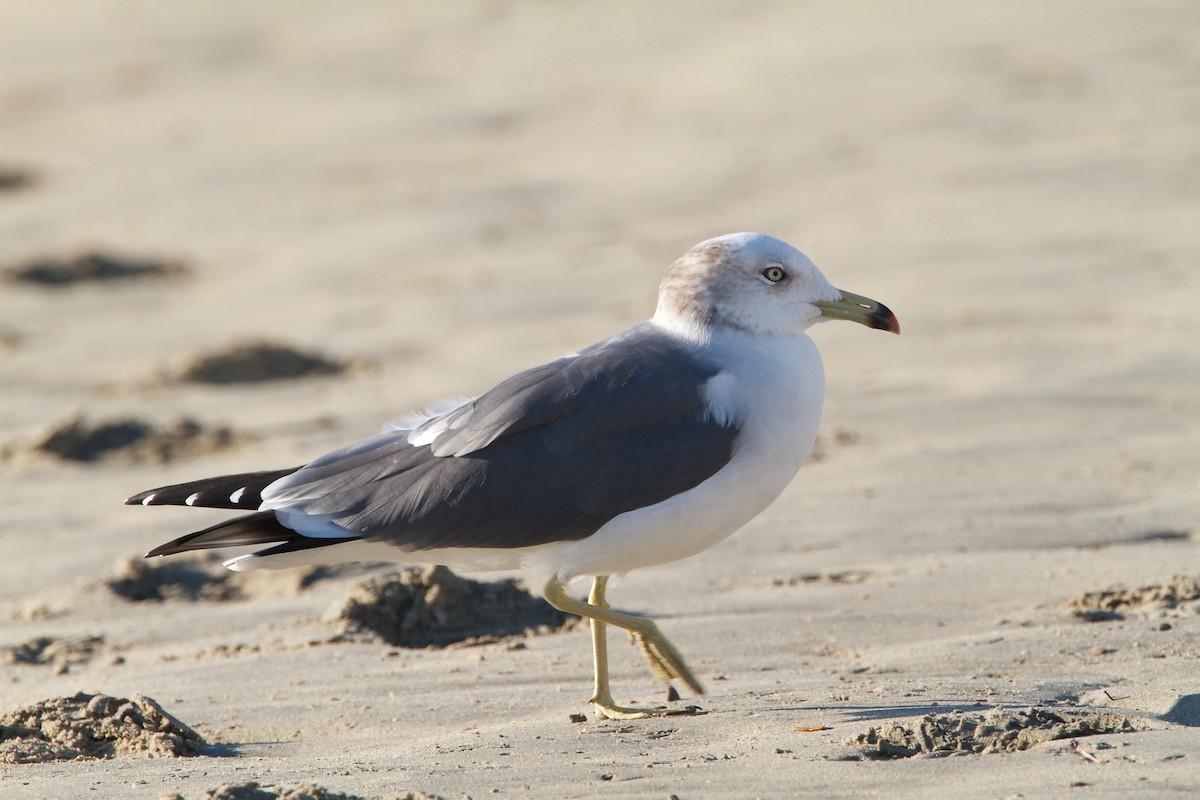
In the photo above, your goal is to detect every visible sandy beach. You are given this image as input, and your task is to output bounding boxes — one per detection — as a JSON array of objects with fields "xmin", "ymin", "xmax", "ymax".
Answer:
[{"xmin": 2, "ymin": 1, "xmax": 1198, "ymax": 797}]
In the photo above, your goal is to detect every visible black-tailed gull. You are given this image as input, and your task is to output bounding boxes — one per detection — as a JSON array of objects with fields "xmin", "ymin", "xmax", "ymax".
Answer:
[{"xmin": 127, "ymin": 232, "xmax": 899, "ymax": 719}]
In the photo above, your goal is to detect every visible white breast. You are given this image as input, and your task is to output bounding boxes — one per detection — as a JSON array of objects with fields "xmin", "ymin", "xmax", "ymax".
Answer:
[{"xmin": 536, "ymin": 329, "xmax": 826, "ymax": 581}]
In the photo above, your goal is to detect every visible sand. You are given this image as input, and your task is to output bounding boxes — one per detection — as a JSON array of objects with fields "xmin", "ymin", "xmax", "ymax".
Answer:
[
  {"xmin": 844, "ymin": 707, "xmax": 1152, "ymax": 759},
  {"xmin": 0, "ymin": 691, "xmax": 205, "ymax": 764},
  {"xmin": 334, "ymin": 566, "xmax": 578, "ymax": 649},
  {"xmin": 1, "ymin": 1, "xmax": 1198, "ymax": 797}
]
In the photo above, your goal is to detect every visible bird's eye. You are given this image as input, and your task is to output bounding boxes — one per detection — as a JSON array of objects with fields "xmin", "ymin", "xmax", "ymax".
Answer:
[{"xmin": 762, "ymin": 266, "xmax": 787, "ymax": 283}]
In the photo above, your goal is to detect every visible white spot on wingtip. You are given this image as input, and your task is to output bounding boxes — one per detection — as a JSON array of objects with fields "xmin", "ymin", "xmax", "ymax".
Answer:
[
  {"xmin": 230, "ymin": 487, "xmax": 246, "ymax": 504},
  {"xmin": 185, "ymin": 492, "xmax": 201, "ymax": 506},
  {"xmin": 141, "ymin": 494, "xmax": 156, "ymax": 506},
  {"xmin": 223, "ymin": 554, "xmax": 254, "ymax": 572}
]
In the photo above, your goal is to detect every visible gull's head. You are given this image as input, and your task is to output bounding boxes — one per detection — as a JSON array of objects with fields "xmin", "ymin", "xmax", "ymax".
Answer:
[{"xmin": 653, "ymin": 232, "xmax": 900, "ymax": 339}]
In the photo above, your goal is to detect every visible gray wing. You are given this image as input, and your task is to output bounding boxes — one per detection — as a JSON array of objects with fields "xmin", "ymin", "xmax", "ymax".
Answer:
[{"xmin": 261, "ymin": 323, "xmax": 739, "ymax": 551}]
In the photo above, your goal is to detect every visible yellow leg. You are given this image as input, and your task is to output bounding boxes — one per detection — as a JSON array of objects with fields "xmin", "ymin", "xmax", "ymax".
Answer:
[{"xmin": 544, "ymin": 575, "xmax": 704, "ymax": 719}]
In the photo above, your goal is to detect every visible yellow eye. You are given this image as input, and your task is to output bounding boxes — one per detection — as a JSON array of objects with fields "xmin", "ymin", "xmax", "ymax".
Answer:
[{"xmin": 762, "ymin": 266, "xmax": 786, "ymax": 283}]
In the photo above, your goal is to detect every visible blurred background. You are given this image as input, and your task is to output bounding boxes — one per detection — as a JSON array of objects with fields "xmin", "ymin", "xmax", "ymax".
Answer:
[
  {"xmin": 1, "ymin": 0, "xmax": 1197, "ymax": 586},
  {"xmin": 1, "ymin": 4, "xmax": 1199, "ymax": 794}
]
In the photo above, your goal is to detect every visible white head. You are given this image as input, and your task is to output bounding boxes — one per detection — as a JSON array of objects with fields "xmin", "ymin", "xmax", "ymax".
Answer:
[{"xmin": 653, "ymin": 232, "xmax": 899, "ymax": 340}]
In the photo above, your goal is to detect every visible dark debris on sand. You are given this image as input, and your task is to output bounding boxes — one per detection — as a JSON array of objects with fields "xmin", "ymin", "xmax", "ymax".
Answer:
[
  {"xmin": 177, "ymin": 341, "xmax": 345, "ymax": 384},
  {"xmin": 338, "ymin": 565, "xmax": 578, "ymax": 648},
  {"xmin": 31, "ymin": 415, "xmax": 237, "ymax": 464},
  {"xmin": 0, "ymin": 692, "xmax": 204, "ymax": 763},
  {"xmin": 3, "ymin": 250, "xmax": 187, "ymax": 287},
  {"xmin": 0, "ymin": 165, "xmax": 38, "ymax": 192}
]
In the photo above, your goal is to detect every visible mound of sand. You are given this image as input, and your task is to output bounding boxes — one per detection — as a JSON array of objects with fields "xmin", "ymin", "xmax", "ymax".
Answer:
[
  {"xmin": 0, "ymin": 692, "xmax": 204, "ymax": 763},
  {"xmin": 0, "ymin": 164, "xmax": 36, "ymax": 192},
  {"xmin": 3, "ymin": 250, "xmax": 187, "ymax": 287},
  {"xmin": 1, "ymin": 634, "xmax": 105, "ymax": 674},
  {"xmin": 176, "ymin": 341, "xmax": 346, "ymax": 384},
  {"xmin": 846, "ymin": 707, "xmax": 1149, "ymax": 759},
  {"xmin": 106, "ymin": 555, "xmax": 243, "ymax": 603},
  {"xmin": 336, "ymin": 565, "xmax": 578, "ymax": 648},
  {"xmin": 105, "ymin": 556, "xmax": 369, "ymax": 605},
  {"xmin": 163, "ymin": 782, "xmax": 441, "ymax": 800},
  {"xmin": 1069, "ymin": 576, "xmax": 1200, "ymax": 622},
  {"xmin": 28, "ymin": 415, "xmax": 237, "ymax": 464}
]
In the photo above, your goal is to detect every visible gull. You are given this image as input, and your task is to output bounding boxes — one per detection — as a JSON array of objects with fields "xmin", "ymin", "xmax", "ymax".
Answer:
[{"xmin": 127, "ymin": 232, "xmax": 898, "ymax": 719}]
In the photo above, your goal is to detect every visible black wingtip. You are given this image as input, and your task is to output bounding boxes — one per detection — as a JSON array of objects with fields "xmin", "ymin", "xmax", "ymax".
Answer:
[
  {"xmin": 140, "ymin": 510, "xmax": 300, "ymax": 560},
  {"xmin": 144, "ymin": 541, "xmax": 192, "ymax": 558},
  {"xmin": 143, "ymin": 530, "xmax": 213, "ymax": 558},
  {"xmin": 122, "ymin": 466, "xmax": 302, "ymax": 510}
]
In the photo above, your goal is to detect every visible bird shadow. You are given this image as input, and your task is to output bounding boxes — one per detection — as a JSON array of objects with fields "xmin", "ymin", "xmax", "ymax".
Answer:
[
  {"xmin": 193, "ymin": 742, "xmax": 243, "ymax": 758},
  {"xmin": 194, "ymin": 741, "xmax": 294, "ymax": 758},
  {"xmin": 1161, "ymin": 694, "xmax": 1200, "ymax": 727}
]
